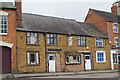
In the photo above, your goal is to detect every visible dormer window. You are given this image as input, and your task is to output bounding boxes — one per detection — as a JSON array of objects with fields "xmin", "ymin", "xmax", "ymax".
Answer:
[
  {"xmin": 113, "ymin": 24, "xmax": 118, "ymax": 33},
  {"xmin": 0, "ymin": 16, "xmax": 7, "ymax": 35}
]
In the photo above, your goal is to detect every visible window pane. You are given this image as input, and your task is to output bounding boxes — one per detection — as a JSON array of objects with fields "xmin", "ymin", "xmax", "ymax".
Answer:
[
  {"xmin": 66, "ymin": 56, "xmax": 69, "ymax": 63},
  {"xmin": 30, "ymin": 53, "xmax": 35, "ymax": 64}
]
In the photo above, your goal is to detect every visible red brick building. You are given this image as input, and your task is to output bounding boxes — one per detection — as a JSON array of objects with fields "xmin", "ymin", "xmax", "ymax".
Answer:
[
  {"xmin": 84, "ymin": 1, "xmax": 120, "ymax": 70},
  {"xmin": 0, "ymin": 0, "xmax": 22, "ymax": 73}
]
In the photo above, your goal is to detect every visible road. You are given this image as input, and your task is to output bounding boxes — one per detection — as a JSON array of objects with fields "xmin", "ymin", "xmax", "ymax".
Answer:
[{"xmin": 2, "ymin": 72, "xmax": 120, "ymax": 80}]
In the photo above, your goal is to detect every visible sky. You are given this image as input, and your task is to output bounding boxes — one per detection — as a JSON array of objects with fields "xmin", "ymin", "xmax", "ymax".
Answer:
[{"xmin": 0, "ymin": 0, "xmax": 116, "ymax": 22}]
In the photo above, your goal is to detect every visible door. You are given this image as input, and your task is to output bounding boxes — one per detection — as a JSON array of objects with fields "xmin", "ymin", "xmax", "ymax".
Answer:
[
  {"xmin": 48, "ymin": 54, "xmax": 56, "ymax": 72},
  {"xmin": 0, "ymin": 46, "xmax": 11, "ymax": 73},
  {"xmin": 85, "ymin": 54, "xmax": 91, "ymax": 70}
]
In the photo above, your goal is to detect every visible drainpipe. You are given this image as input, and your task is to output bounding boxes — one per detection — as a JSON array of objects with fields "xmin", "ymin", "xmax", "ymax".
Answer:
[
  {"xmin": 106, "ymin": 20, "xmax": 112, "ymax": 70},
  {"xmin": 43, "ymin": 33, "xmax": 47, "ymax": 72}
]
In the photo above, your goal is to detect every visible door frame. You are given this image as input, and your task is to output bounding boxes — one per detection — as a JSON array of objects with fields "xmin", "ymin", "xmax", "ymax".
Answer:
[
  {"xmin": 84, "ymin": 53, "xmax": 91, "ymax": 71},
  {"xmin": 48, "ymin": 53, "xmax": 56, "ymax": 72}
]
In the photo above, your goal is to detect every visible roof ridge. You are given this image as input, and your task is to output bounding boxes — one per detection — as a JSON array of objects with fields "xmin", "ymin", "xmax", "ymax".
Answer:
[
  {"xmin": 90, "ymin": 8, "xmax": 120, "ymax": 17},
  {"xmin": 22, "ymin": 13, "xmax": 76, "ymax": 21}
]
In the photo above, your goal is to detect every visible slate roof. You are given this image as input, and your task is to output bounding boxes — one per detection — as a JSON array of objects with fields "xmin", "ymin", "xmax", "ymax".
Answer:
[
  {"xmin": 78, "ymin": 22, "xmax": 108, "ymax": 38},
  {"xmin": 17, "ymin": 13, "xmax": 89, "ymax": 36},
  {"xmin": 90, "ymin": 9, "xmax": 120, "ymax": 23},
  {"xmin": 0, "ymin": 2, "xmax": 16, "ymax": 9}
]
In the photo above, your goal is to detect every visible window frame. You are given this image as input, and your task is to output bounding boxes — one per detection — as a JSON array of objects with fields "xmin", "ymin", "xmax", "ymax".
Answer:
[
  {"xmin": 68, "ymin": 36, "xmax": 72, "ymax": 46},
  {"xmin": 26, "ymin": 51, "xmax": 40, "ymax": 65},
  {"xmin": 47, "ymin": 34, "xmax": 57, "ymax": 45},
  {"xmin": 113, "ymin": 53, "xmax": 118, "ymax": 64},
  {"xmin": 96, "ymin": 38, "xmax": 103, "ymax": 47},
  {"xmin": 78, "ymin": 36, "xmax": 86, "ymax": 46},
  {"xmin": 66, "ymin": 55, "xmax": 81, "ymax": 64},
  {"xmin": 0, "ymin": 15, "xmax": 8, "ymax": 35},
  {"xmin": 26, "ymin": 32, "xmax": 38, "ymax": 45},
  {"xmin": 114, "ymin": 37, "xmax": 119, "ymax": 47},
  {"xmin": 96, "ymin": 51, "xmax": 106, "ymax": 63},
  {"xmin": 113, "ymin": 23, "xmax": 118, "ymax": 33}
]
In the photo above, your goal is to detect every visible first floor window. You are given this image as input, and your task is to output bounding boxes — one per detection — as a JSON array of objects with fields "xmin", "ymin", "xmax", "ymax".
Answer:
[
  {"xmin": 47, "ymin": 34, "xmax": 57, "ymax": 45},
  {"xmin": 113, "ymin": 24, "xmax": 118, "ymax": 33},
  {"xmin": 115, "ymin": 38, "xmax": 119, "ymax": 47},
  {"xmin": 78, "ymin": 36, "xmax": 86, "ymax": 46},
  {"xmin": 96, "ymin": 38, "xmax": 103, "ymax": 47},
  {"xmin": 27, "ymin": 51, "xmax": 40, "ymax": 65},
  {"xmin": 26, "ymin": 32, "xmax": 38, "ymax": 45},
  {"xmin": 68, "ymin": 36, "xmax": 72, "ymax": 46},
  {"xmin": 0, "ymin": 16, "xmax": 7, "ymax": 34},
  {"xmin": 66, "ymin": 55, "xmax": 81, "ymax": 64},
  {"xmin": 113, "ymin": 54, "xmax": 117, "ymax": 64},
  {"xmin": 96, "ymin": 51, "xmax": 106, "ymax": 63}
]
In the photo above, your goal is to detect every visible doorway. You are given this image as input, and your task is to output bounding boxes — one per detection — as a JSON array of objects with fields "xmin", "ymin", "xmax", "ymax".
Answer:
[
  {"xmin": 85, "ymin": 54, "xmax": 91, "ymax": 70},
  {"xmin": 48, "ymin": 54, "xmax": 56, "ymax": 72}
]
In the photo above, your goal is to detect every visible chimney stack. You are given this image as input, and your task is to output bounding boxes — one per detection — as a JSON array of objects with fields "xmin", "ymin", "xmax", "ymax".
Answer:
[
  {"xmin": 111, "ymin": 0, "xmax": 120, "ymax": 15},
  {"xmin": 111, "ymin": 3, "xmax": 117, "ymax": 14},
  {"xmin": 15, "ymin": 0, "xmax": 22, "ymax": 28}
]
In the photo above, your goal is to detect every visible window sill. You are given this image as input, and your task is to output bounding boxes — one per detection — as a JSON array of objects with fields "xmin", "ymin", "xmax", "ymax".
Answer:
[
  {"xmin": 113, "ymin": 63, "xmax": 118, "ymax": 64},
  {"xmin": 97, "ymin": 62, "xmax": 106, "ymax": 63},
  {"xmin": 66, "ymin": 63, "xmax": 81, "ymax": 65},
  {"xmin": 0, "ymin": 33, "xmax": 8, "ymax": 36},
  {"xmin": 96, "ymin": 46, "xmax": 104, "ymax": 48},
  {"xmin": 113, "ymin": 32, "xmax": 119, "ymax": 34},
  {"xmin": 47, "ymin": 44, "xmax": 57, "ymax": 46},
  {"xmin": 26, "ymin": 64, "xmax": 40, "ymax": 66},
  {"xmin": 26, "ymin": 44, "xmax": 39, "ymax": 46},
  {"xmin": 78, "ymin": 45, "xmax": 86, "ymax": 47}
]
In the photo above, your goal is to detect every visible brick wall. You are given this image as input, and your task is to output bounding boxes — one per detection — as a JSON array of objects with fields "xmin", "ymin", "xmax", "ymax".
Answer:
[
  {"xmin": 0, "ymin": 9, "xmax": 17, "ymax": 72},
  {"xmin": 85, "ymin": 9, "xmax": 120, "ymax": 49},
  {"xmin": 85, "ymin": 10, "xmax": 108, "ymax": 36}
]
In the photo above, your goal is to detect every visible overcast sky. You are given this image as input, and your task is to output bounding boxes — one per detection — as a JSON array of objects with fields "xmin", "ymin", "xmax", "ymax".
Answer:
[{"xmin": 1, "ymin": 0, "xmax": 116, "ymax": 21}]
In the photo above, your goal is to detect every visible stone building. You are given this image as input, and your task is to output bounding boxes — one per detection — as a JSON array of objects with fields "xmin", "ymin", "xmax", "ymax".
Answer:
[{"xmin": 16, "ymin": 13, "xmax": 110, "ymax": 73}]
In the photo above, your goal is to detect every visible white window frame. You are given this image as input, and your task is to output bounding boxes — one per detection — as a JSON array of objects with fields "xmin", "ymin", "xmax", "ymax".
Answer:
[
  {"xmin": 113, "ymin": 23, "xmax": 118, "ymax": 33},
  {"xmin": 78, "ymin": 36, "xmax": 86, "ymax": 46},
  {"xmin": 47, "ymin": 34, "xmax": 57, "ymax": 45},
  {"xmin": 0, "ymin": 11, "xmax": 8, "ymax": 35},
  {"xmin": 96, "ymin": 38, "xmax": 103, "ymax": 47},
  {"xmin": 68, "ymin": 36, "xmax": 72, "ymax": 46},
  {"xmin": 66, "ymin": 55, "xmax": 81, "ymax": 64},
  {"xmin": 26, "ymin": 32, "xmax": 38, "ymax": 45},
  {"xmin": 96, "ymin": 51, "xmax": 106, "ymax": 63},
  {"xmin": 114, "ymin": 37, "xmax": 119, "ymax": 47},
  {"xmin": 27, "ymin": 51, "xmax": 40, "ymax": 65}
]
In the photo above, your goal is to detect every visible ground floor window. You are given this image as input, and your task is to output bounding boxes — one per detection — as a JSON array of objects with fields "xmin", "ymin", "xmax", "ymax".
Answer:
[
  {"xmin": 27, "ymin": 51, "xmax": 40, "ymax": 65},
  {"xmin": 66, "ymin": 55, "xmax": 81, "ymax": 64},
  {"xmin": 96, "ymin": 51, "xmax": 106, "ymax": 63},
  {"xmin": 113, "ymin": 54, "xmax": 118, "ymax": 64}
]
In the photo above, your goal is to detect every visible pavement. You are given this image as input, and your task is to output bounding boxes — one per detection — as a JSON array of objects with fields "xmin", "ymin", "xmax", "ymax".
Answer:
[{"xmin": 1, "ymin": 70, "xmax": 119, "ymax": 79}]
